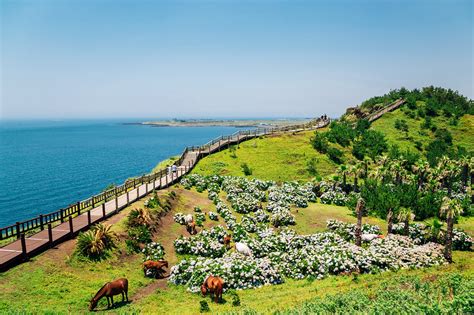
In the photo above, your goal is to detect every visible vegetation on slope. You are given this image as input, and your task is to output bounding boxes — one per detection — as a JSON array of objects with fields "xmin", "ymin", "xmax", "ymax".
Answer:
[
  {"xmin": 191, "ymin": 130, "xmax": 336, "ymax": 182},
  {"xmin": 192, "ymin": 87, "xmax": 472, "ymax": 182}
]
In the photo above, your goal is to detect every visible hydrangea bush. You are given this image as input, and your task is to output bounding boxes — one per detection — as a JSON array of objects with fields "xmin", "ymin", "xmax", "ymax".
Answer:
[
  {"xmin": 327, "ymin": 220, "xmax": 381, "ymax": 241},
  {"xmin": 392, "ymin": 223, "xmax": 473, "ymax": 250},
  {"xmin": 142, "ymin": 242, "xmax": 165, "ymax": 261}
]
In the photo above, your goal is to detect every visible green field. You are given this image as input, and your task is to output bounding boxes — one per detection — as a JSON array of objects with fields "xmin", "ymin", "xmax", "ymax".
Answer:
[
  {"xmin": 191, "ymin": 130, "xmax": 336, "ymax": 182},
  {"xmin": 0, "ymin": 186, "xmax": 472, "ymax": 314}
]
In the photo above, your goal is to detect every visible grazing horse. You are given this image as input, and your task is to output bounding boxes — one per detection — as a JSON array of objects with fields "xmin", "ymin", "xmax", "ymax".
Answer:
[
  {"xmin": 223, "ymin": 235, "xmax": 232, "ymax": 250},
  {"xmin": 361, "ymin": 234, "xmax": 384, "ymax": 242},
  {"xmin": 235, "ymin": 242, "xmax": 252, "ymax": 256},
  {"xmin": 186, "ymin": 221, "xmax": 197, "ymax": 235},
  {"xmin": 201, "ymin": 275, "xmax": 224, "ymax": 303},
  {"xmin": 89, "ymin": 278, "xmax": 128, "ymax": 311},
  {"xmin": 143, "ymin": 260, "xmax": 168, "ymax": 278}
]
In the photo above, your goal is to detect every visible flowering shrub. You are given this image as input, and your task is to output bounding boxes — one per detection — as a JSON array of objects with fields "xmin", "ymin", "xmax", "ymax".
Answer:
[
  {"xmin": 270, "ymin": 207, "xmax": 295, "ymax": 227},
  {"xmin": 170, "ymin": 229, "xmax": 446, "ymax": 292},
  {"xmin": 208, "ymin": 212, "xmax": 219, "ymax": 221},
  {"xmin": 254, "ymin": 209, "xmax": 269, "ymax": 223},
  {"xmin": 327, "ymin": 220, "xmax": 381, "ymax": 241},
  {"xmin": 174, "ymin": 227, "xmax": 227, "ymax": 258},
  {"xmin": 194, "ymin": 206, "xmax": 202, "ymax": 213},
  {"xmin": 320, "ymin": 189, "xmax": 347, "ymax": 206},
  {"xmin": 392, "ymin": 223, "xmax": 473, "ymax": 250},
  {"xmin": 195, "ymin": 213, "xmax": 206, "ymax": 226},
  {"xmin": 170, "ymin": 175, "xmax": 448, "ymax": 293},
  {"xmin": 173, "ymin": 213, "xmax": 187, "ymax": 225},
  {"xmin": 169, "ymin": 253, "xmax": 283, "ymax": 292},
  {"xmin": 142, "ymin": 242, "xmax": 165, "ymax": 261},
  {"xmin": 241, "ymin": 215, "xmax": 258, "ymax": 233}
]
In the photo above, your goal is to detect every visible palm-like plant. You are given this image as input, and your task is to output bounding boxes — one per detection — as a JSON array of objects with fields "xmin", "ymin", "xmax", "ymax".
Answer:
[
  {"xmin": 355, "ymin": 198, "xmax": 365, "ymax": 246},
  {"xmin": 387, "ymin": 208, "xmax": 394, "ymax": 234},
  {"xmin": 397, "ymin": 207, "xmax": 414, "ymax": 236},
  {"xmin": 440, "ymin": 196, "xmax": 463, "ymax": 262},
  {"xmin": 76, "ymin": 223, "xmax": 116, "ymax": 260},
  {"xmin": 92, "ymin": 223, "xmax": 117, "ymax": 249},
  {"xmin": 457, "ymin": 156, "xmax": 473, "ymax": 188},
  {"xmin": 412, "ymin": 159, "xmax": 430, "ymax": 189},
  {"xmin": 337, "ymin": 164, "xmax": 348, "ymax": 190},
  {"xmin": 128, "ymin": 208, "xmax": 157, "ymax": 231}
]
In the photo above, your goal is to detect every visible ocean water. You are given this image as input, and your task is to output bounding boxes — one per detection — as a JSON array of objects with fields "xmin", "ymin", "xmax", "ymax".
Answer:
[{"xmin": 0, "ymin": 120, "xmax": 240, "ymax": 227}]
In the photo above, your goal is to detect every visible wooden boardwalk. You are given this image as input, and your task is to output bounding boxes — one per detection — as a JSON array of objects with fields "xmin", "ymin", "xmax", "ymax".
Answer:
[{"xmin": 0, "ymin": 119, "xmax": 330, "ymax": 271}]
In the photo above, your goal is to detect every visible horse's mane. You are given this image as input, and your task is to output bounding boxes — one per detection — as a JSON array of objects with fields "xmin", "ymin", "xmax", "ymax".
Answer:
[{"xmin": 92, "ymin": 282, "xmax": 109, "ymax": 301}]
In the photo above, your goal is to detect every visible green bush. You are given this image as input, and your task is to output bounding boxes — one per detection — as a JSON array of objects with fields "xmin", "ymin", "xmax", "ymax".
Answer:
[
  {"xmin": 241, "ymin": 163, "xmax": 253, "ymax": 176},
  {"xmin": 311, "ymin": 132, "xmax": 329, "ymax": 153},
  {"xmin": 75, "ymin": 223, "xmax": 116, "ymax": 260},
  {"xmin": 199, "ymin": 300, "xmax": 210, "ymax": 313},
  {"xmin": 327, "ymin": 147, "xmax": 344, "ymax": 164},
  {"xmin": 352, "ymin": 130, "xmax": 388, "ymax": 161}
]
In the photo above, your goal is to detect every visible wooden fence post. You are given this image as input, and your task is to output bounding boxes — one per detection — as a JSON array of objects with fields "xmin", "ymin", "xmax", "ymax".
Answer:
[
  {"xmin": 60, "ymin": 209, "xmax": 64, "ymax": 223},
  {"xmin": 146, "ymin": 180, "xmax": 149, "ymax": 194},
  {"xmin": 69, "ymin": 218, "xmax": 74, "ymax": 237},
  {"xmin": 77, "ymin": 201, "xmax": 81, "ymax": 215},
  {"xmin": 137, "ymin": 185, "xmax": 139, "ymax": 199},
  {"xmin": 87, "ymin": 210, "xmax": 91, "ymax": 226},
  {"xmin": 92, "ymin": 196, "xmax": 95, "ymax": 209},
  {"xmin": 127, "ymin": 190, "xmax": 130, "ymax": 206},
  {"xmin": 102, "ymin": 203, "xmax": 106, "ymax": 217},
  {"xmin": 39, "ymin": 214, "xmax": 44, "ymax": 231},
  {"xmin": 159, "ymin": 173, "xmax": 162, "ymax": 188},
  {"xmin": 115, "ymin": 188, "xmax": 118, "ymax": 212},
  {"xmin": 16, "ymin": 222, "xmax": 20, "ymax": 239},
  {"xmin": 20, "ymin": 234, "xmax": 27, "ymax": 260},
  {"xmin": 48, "ymin": 223, "xmax": 53, "ymax": 247}
]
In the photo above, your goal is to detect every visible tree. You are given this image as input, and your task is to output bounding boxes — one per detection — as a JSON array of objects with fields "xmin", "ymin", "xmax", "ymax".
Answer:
[
  {"xmin": 439, "ymin": 196, "xmax": 463, "ymax": 263},
  {"xmin": 387, "ymin": 208, "xmax": 394, "ymax": 234},
  {"xmin": 397, "ymin": 207, "xmax": 414, "ymax": 236},
  {"xmin": 352, "ymin": 130, "xmax": 388, "ymax": 161},
  {"xmin": 355, "ymin": 198, "xmax": 365, "ymax": 246},
  {"xmin": 337, "ymin": 164, "xmax": 348, "ymax": 190}
]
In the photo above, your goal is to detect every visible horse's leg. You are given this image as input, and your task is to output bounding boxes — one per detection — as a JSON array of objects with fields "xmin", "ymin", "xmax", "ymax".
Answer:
[
  {"xmin": 110, "ymin": 296, "xmax": 114, "ymax": 307},
  {"xmin": 107, "ymin": 296, "xmax": 110, "ymax": 309},
  {"xmin": 122, "ymin": 291, "xmax": 125, "ymax": 302}
]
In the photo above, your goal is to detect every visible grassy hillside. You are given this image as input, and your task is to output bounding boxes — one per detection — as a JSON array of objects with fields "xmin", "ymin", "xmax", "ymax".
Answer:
[
  {"xmin": 371, "ymin": 108, "xmax": 474, "ymax": 154},
  {"xmin": 191, "ymin": 130, "xmax": 336, "ymax": 182},
  {"xmin": 0, "ymin": 186, "xmax": 472, "ymax": 314},
  {"xmin": 191, "ymin": 110, "xmax": 473, "ymax": 182}
]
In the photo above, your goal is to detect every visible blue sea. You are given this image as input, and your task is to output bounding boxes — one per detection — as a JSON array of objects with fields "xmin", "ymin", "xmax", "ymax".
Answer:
[{"xmin": 0, "ymin": 120, "xmax": 240, "ymax": 227}]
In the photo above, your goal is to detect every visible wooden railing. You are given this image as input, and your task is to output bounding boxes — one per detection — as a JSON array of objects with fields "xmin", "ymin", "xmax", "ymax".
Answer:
[{"xmin": 0, "ymin": 116, "xmax": 329, "ymax": 241}]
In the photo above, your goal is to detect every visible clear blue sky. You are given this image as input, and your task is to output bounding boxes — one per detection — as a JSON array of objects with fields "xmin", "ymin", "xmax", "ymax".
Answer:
[{"xmin": 1, "ymin": 0, "xmax": 472, "ymax": 119}]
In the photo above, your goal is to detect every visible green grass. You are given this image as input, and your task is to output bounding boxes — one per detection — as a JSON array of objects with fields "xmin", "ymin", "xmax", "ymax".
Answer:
[
  {"xmin": 152, "ymin": 156, "xmax": 179, "ymax": 173},
  {"xmin": 192, "ymin": 130, "xmax": 336, "ymax": 182},
  {"xmin": 371, "ymin": 108, "xmax": 474, "ymax": 153},
  {"xmin": 0, "ymin": 187, "xmax": 472, "ymax": 314}
]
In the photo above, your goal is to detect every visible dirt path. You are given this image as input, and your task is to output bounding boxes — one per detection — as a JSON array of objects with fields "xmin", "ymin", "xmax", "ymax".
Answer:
[{"xmin": 131, "ymin": 188, "xmax": 218, "ymax": 302}]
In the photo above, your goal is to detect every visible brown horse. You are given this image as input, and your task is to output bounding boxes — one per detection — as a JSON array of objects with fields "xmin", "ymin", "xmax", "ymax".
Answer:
[
  {"xmin": 89, "ymin": 278, "xmax": 128, "ymax": 311},
  {"xmin": 201, "ymin": 275, "xmax": 224, "ymax": 303},
  {"xmin": 186, "ymin": 221, "xmax": 197, "ymax": 235},
  {"xmin": 223, "ymin": 235, "xmax": 232, "ymax": 250},
  {"xmin": 143, "ymin": 260, "xmax": 168, "ymax": 277}
]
